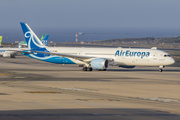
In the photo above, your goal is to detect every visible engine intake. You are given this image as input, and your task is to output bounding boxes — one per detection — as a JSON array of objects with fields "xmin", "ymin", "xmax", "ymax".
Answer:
[{"xmin": 91, "ymin": 58, "xmax": 108, "ymax": 69}]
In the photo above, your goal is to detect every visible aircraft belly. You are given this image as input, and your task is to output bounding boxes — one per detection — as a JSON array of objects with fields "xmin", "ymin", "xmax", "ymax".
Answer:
[
  {"xmin": 133, "ymin": 58, "xmax": 160, "ymax": 66},
  {"xmin": 115, "ymin": 57, "xmax": 162, "ymax": 66}
]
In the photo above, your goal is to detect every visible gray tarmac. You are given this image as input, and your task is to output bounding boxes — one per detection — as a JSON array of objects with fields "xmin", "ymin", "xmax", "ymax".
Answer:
[{"xmin": 0, "ymin": 56, "xmax": 180, "ymax": 120}]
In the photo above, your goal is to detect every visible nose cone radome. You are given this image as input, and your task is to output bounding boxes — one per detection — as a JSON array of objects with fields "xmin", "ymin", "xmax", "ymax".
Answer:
[{"xmin": 170, "ymin": 57, "xmax": 175, "ymax": 64}]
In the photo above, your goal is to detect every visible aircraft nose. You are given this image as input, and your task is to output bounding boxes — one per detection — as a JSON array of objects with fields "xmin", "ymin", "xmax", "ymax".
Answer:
[{"xmin": 170, "ymin": 57, "xmax": 175, "ymax": 64}]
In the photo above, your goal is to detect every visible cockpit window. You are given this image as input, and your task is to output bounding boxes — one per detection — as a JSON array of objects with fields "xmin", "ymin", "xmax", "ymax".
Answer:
[{"xmin": 164, "ymin": 54, "xmax": 170, "ymax": 57}]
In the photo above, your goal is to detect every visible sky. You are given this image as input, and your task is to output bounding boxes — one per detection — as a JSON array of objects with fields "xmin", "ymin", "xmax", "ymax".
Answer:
[{"xmin": 1, "ymin": 0, "xmax": 180, "ymax": 41}]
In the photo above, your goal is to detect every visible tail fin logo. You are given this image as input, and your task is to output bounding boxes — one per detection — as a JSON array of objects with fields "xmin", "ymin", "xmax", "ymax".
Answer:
[
  {"xmin": 24, "ymin": 31, "xmax": 45, "ymax": 50},
  {"xmin": 24, "ymin": 31, "xmax": 50, "ymax": 59},
  {"xmin": 42, "ymin": 40, "xmax": 47, "ymax": 46}
]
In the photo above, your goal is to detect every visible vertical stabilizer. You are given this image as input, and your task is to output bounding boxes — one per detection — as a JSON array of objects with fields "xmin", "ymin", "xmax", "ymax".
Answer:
[
  {"xmin": 20, "ymin": 22, "xmax": 46, "ymax": 51},
  {"xmin": 41, "ymin": 34, "xmax": 49, "ymax": 46},
  {"xmin": 40, "ymin": 33, "xmax": 45, "ymax": 40}
]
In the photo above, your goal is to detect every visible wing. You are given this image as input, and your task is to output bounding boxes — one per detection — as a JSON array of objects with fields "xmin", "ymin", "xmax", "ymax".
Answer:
[{"xmin": 6, "ymin": 48, "xmax": 28, "ymax": 54}]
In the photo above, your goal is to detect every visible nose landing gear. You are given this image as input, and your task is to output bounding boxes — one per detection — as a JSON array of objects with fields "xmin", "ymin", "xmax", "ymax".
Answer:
[
  {"xmin": 159, "ymin": 66, "xmax": 165, "ymax": 72},
  {"xmin": 159, "ymin": 69, "xmax": 163, "ymax": 72}
]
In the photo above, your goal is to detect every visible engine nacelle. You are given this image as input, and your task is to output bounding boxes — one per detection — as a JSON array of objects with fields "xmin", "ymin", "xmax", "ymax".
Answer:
[
  {"xmin": 2, "ymin": 53, "xmax": 11, "ymax": 57},
  {"xmin": 119, "ymin": 65, "xmax": 136, "ymax": 68},
  {"xmin": 91, "ymin": 58, "xmax": 109, "ymax": 69}
]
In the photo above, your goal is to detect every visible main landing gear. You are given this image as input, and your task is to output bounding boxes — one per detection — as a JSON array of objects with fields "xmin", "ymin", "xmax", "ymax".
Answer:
[
  {"xmin": 159, "ymin": 66, "xmax": 165, "ymax": 72},
  {"xmin": 82, "ymin": 67, "xmax": 107, "ymax": 71},
  {"xmin": 10, "ymin": 54, "xmax": 16, "ymax": 58},
  {"xmin": 83, "ymin": 67, "xmax": 93, "ymax": 71}
]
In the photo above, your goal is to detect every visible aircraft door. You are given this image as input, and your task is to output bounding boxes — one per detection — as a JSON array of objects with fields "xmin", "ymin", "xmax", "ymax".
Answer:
[
  {"xmin": 153, "ymin": 52, "xmax": 158, "ymax": 60},
  {"xmin": 159, "ymin": 53, "xmax": 165, "ymax": 65}
]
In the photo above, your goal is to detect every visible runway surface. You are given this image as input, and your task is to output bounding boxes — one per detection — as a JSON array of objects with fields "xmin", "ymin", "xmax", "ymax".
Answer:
[{"xmin": 0, "ymin": 56, "xmax": 180, "ymax": 120}]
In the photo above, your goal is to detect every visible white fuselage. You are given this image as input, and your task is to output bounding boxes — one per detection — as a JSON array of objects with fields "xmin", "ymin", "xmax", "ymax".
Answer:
[
  {"xmin": 46, "ymin": 47, "xmax": 175, "ymax": 66},
  {"xmin": 0, "ymin": 46, "xmax": 175, "ymax": 67},
  {"xmin": 0, "ymin": 48, "xmax": 28, "ymax": 57}
]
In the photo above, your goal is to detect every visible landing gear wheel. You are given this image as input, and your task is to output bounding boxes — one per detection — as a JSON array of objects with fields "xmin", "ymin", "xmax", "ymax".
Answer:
[
  {"xmin": 10, "ymin": 54, "xmax": 15, "ymax": 58},
  {"xmin": 87, "ymin": 67, "xmax": 92, "ymax": 71},
  {"xmin": 83, "ymin": 67, "xmax": 87, "ymax": 71},
  {"xmin": 83, "ymin": 67, "xmax": 92, "ymax": 71},
  {"xmin": 159, "ymin": 69, "xmax": 163, "ymax": 72},
  {"xmin": 159, "ymin": 66, "xmax": 164, "ymax": 72},
  {"xmin": 102, "ymin": 69, "xmax": 106, "ymax": 71}
]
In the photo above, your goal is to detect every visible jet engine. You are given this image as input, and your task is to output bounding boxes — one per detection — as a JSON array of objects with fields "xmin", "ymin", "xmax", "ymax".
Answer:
[
  {"xmin": 2, "ymin": 53, "xmax": 11, "ymax": 57},
  {"xmin": 3, "ymin": 53, "xmax": 16, "ymax": 58},
  {"xmin": 91, "ymin": 58, "xmax": 108, "ymax": 69}
]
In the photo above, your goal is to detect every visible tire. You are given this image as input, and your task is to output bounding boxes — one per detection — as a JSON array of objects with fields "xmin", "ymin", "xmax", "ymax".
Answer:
[
  {"xmin": 87, "ymin": 67, "xmax": 92, "ymax": 71},
  {"xmin": 83, "ymin": 67, "xmax": 87, "ymax": 71},
  {"xmin": 10, "ymin": 54, "xmax": 15, "ymax": 58},
  {"xmin": 89, "ymin": 68, "xmax": 92, "ymax": 71}
]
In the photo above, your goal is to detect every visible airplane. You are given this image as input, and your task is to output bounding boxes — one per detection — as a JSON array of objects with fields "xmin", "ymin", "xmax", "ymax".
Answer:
[
  {"xmin": 19, "ymin": 22, "xmax": 175, "ymax": 72},
  {"xmin": 19, "ymin": 33, "xmax": 48, "ymax": 47},
  {"xmin": 0, "ymin": 34, "xmax": 49, "ymax": 58},
  {"xmin": 0, "ymin": 36, "xmax": 3, "ymax": 46}
]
